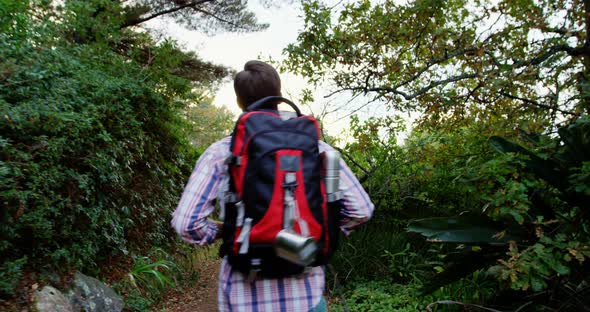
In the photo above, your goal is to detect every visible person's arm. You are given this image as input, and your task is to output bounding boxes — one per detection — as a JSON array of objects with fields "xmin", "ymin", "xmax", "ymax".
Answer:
[
  {"xmin": 171, "ymin": 143, "xmax": 224, "ymax": 245},
  {"xmin": 337, "ymin": 158, "xmax": 375, "ymax": 234},
  {"xmin": 319, "ymin": 141, "xmax": 375, "ymax": 234}
]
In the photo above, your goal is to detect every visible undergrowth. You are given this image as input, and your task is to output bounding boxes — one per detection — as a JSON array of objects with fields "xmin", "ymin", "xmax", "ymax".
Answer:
[{"xmin": 113, "ymin": 242, "xmax": 220, "ymax": 312}]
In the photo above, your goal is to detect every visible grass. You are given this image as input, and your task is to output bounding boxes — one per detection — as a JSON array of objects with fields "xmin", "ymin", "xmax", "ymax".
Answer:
[{"xmin": 113, "ymin": 242, "xmax": 221, "ymax": 311}]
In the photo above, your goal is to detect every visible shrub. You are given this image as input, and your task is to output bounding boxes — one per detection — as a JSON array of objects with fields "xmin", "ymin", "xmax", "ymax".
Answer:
[
  {"xmin": 0, "ymin": 3, "xmax": 226, "ymax": 297},
  {"xmin": 330, "ymin": 279, "xmax": 434, "ymax": 312}
]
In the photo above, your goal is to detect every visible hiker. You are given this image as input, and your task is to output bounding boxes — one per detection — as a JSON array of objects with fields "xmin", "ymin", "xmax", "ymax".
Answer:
[{"xmin": 171, "ymin": 60, "xmax": 374, "ymax": 312}]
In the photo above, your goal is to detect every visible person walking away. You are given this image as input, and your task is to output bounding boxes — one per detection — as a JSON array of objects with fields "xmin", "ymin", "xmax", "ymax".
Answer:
[{"xmin": 172, "ymin": 60, "xmax": 374, "ymax": 312}]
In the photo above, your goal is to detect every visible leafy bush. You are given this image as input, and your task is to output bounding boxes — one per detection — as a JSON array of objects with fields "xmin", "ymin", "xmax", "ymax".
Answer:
[
  {"xmin": 333, "ymin": 114, "xmax": 590, "ymax": 309},
  {"xmin": 0, "ymin": 2, "xmax": 230, "ymax": 297},
  {"xmin": 0, "ymin": 258, "xmax": 27, "ymax": 296},
  {"xmin": 330, "ymin": 279, "xmax": 434, "ymax": 312},
  {"xmin": 408, "ymin": 117, "xmax": 590, "ymax": 309},
  {"xmin": 330, "ymin": 269, "xmax": 498, "ymax": 312},
  {"xmin": 331, "ymin": 115, "xmax": 514, "ymax": 279}
]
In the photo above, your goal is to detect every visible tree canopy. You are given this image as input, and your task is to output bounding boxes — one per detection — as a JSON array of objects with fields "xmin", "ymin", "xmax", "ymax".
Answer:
[
  {"xmin": 281, "ymin": 2, "xmax": 590, "ymax": 309},
  {"xmin": 284, "ymin": 0, "xmax": 590, "ymax": 129}
]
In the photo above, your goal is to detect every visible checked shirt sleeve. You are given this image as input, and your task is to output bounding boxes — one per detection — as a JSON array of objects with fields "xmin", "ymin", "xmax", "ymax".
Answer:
[
  {"xmin": 171, "ymin": 141, "xmax": 226, "ymax": 245},
  {"xmin": 338, "ymin": 159, "xmax": 375, "ymax": 235}
]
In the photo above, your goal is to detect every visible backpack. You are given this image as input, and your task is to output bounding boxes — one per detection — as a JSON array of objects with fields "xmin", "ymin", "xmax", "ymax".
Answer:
[{"xmin": 219, "ymin": 96, "xmax": 342, "ymax": 278}]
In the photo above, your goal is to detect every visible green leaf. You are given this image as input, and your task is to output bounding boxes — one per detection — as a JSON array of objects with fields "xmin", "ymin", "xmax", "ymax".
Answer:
[
  {"xmin": 488, "ymin": 136, "xmax": 564, "ymax": 189},
  {"xmin": 530, "ymin": 275, "xmax": 546, "ymax": 292},
  {"xmin": 407, "ymin": 216, "xmax": 524, "ymax": 245},
  {"xmin": 553, "ymin": 262, "xmax": 570, "ymax": 275}
]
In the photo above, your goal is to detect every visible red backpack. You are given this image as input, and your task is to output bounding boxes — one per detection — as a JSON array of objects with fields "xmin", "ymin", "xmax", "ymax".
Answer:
[{"xmin": 220, "ymin": 96, "xmax": 342, "ymax": 278}]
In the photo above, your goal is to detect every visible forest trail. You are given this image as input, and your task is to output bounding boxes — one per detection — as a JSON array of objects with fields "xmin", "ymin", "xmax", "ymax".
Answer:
[
  {"xmin": 161, "ymin": 257, "xmax": 221, "ymax": 312},
  {"xmin": 160, "ymin": 256, "xmax": 337, "ymax": 312}
]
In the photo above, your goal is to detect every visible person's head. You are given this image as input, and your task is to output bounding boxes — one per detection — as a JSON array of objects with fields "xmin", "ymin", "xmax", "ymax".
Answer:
[{"xmin": 234, "ymin": 60, "xmax": 282, "ymax": 111}]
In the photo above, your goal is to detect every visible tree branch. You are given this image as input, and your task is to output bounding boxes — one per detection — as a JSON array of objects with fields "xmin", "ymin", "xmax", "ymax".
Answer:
[
  {"xmin": 189, "ymin": 7, "xmax": 242, "ymax": 30},
  {"xmin": 324, "ymin": 37, "xmax": 585, "ymax": 106},
  {"xmin": 539, "ymin": 26, "xmax": 583, "ymax": 38},
  {"xmin": 513, "ymin": 45, "xmax": 569, "ymax": 66},
  {"xmin": 499, "ymin": 92, "xmax": 579, "ymax": 116},
  {"xmin": 325, "ymin": 72, "xmax": 479, "ymax": 101},
  {"xmin": 330, "ymin": 145, "xmax": 370, "ymax": 176},
  {"xmin": 121, "ymin": 0, "xmax": 214, "ymax": 28},
  {"xmin": 393, "ymin": 46, "xmax": 479, "ymax": 90},
  {"xmin": 371, "ymin": 72, "xmax": 480, "ymax": 101}
]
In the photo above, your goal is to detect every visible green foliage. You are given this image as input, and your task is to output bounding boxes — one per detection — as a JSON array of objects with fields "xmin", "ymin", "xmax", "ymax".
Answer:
[
  {"xmin": 382, "ymin": 243, "xmax": 435, "ymax": 283},
  {"xmin": 408, "ymin": 216, "xmax": 523, "ymax": 245},
  {"xmin": 284, "ymin": 0, "xmax": 586, "ymax": 128},
  {"xmin": 184, "ymin": 100, "xmax": 234, "ymax": 151},
  {"xmin": 129, "ymin": 256, "xmax": 176, "ymax": 291},
  {"xmin": 0, "ymin": 258, "xmax": 27, "ymax": 296},
  {"xmin": 112, "ymin": 248, "xmax": 178, "ymax": 312},
  {"xmin": 331, "ymin": 274, "xmax": 497, "ymax": 312},
  {"xmin": 329, "ymin": 223, "xmax": 421, "ymax": 284},
  {"xmin": 0, "ymin": 1, "xmax": 233, "ymax": 298},
  {"xmin": 481, "ymin": 119, "xmax": 590, "ymax": 293},
  {"xmin": 330, "ymin": 111, "xmax": 590, "ymax": 309},
  {"xmin": 331, "ymin": 280, "xmax": 434, "ymax": 312},
  {"xmin": 330, "ymin": 115, "xmax": 509, "ymax": 286},
  {"xmin": 405, "ymin": 116, "xmax": 590, "ymax": 309},
  {"xmin": 430, "ymin": 270, "xmax": 498, "ymax": 308},
  {"xmin": 122, "ymin": 290, "xmax": 154, "ymax": 312},
  {"xmin": 118, "ymin": 243, "xmax": 219, "ymax": 311}
]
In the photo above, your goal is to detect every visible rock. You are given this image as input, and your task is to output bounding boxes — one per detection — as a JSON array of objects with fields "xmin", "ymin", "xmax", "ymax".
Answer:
[
  {"xmin": 66, "ymin": 272, "xmax": 124, "ymax": 312},
  {"xmin": 34, "ymin": 286, "xmax": 74, "ymax": 312}
]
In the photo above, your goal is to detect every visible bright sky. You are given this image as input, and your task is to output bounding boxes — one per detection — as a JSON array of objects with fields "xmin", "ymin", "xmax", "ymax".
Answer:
[
  {"xmin": 146, "ymin": 2, "xmax": 407, "ymax": 142},
  {"xmin": 146, "ymin": 3, "xmax": 312, "ymax": 112}
]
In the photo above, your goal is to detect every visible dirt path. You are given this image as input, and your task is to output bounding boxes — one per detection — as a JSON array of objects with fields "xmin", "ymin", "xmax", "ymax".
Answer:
[
  {"xmin": 161, "ymin": 258, "xmax": 221, "ymax": 312},
  {"xmin": 160, "ymin": 256, "xmax": 336, "ymax": 312}
]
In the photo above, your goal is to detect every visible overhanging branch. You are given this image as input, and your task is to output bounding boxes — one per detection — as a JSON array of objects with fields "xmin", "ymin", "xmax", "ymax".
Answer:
[
  {"xmin": 189, "ymin": 7, "xmax": 243, "ymax": 30},
  {"xmin": 324, "ymin": 40, "xmax": 586, "ymax": 104},
  {"xmin": 499, "ymin": 92, "xmax": 579, "ymax": 116},
  {"xmin": 121, "ymin": 0, "xmax": 214, "ymax": 28},
  {"xmin": 325, "ymin": 72, "xmax": 479, "ymax": 101},
  {"xmin": 394, "ymin": 46, "xmax": 479, "ymax": 90},
  {"xmin": 366, "ymin": 72, "xmax": 479, "ymax": 101}
]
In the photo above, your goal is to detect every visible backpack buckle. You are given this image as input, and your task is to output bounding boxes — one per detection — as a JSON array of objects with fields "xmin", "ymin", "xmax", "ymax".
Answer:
[
  {"xmin": 236, "ymin": 201, "xmax": 245, "ymax": 227},
  {"xmin": 248, "ymin": 258, "xmax": 261, "ymax": 283},
  {"xmin": 282, "ymin": 172, "xmax": 298, "ymax": 188},
  {"xmin": 237, "ymin": 217, "xmax": 252, "ymax": 254},
  {"xmin": 225, "ymin": 192, "xmax": 239, "ymax": 203},
  {"xmin": 225, "ymin": 155, "xmax": 242, "ymax": 166}
]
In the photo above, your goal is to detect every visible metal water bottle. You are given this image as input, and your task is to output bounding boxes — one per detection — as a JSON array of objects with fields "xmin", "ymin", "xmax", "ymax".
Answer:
[
  {"xmin": 322, "ymin": 151, "xmax": 341, "ymax": 201},
  {"xmin": 274, "ymin": 173, "xmax": 318, "ymax": 266},
  {"xmin": 274, "ymin": 230, "xmax": 318, "ymax": 266}
]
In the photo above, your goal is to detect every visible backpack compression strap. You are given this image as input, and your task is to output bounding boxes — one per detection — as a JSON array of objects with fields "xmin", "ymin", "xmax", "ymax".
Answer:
[{"xmin": 246, "ymin": 96, "xmax": 302, "ymax": 116}]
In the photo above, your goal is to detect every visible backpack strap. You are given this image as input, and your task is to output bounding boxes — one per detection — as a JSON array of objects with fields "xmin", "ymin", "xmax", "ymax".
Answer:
[{"xmin": 246, "ymin": 96, "xmax": 302, "ymax": 116}]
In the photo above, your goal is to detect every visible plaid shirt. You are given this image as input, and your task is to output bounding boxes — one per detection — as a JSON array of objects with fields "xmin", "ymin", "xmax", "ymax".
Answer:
[{"xmin": 172, "ymin": 135, "xmax": 374, "ymax": 312}]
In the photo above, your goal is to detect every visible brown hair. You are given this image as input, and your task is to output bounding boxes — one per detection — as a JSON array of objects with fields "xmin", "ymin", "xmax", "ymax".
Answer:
[{"xmin": 234, "ymin": 60, "xmax": 282, "ymax": 109}]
